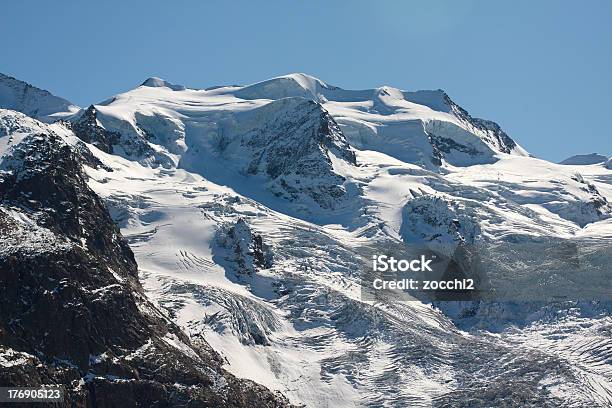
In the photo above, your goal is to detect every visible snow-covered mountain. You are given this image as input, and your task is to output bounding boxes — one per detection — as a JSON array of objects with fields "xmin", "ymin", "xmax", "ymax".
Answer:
[
  {"xmin": 560, "ymin": 153, "xmax": 608, "ymax": 165},
  {"xmin": 0, "ymin": 73, "xmax": 79, "ymax": 122},
  {"xmin": 0, "ymin": 110, "xmax": 289, "ymax": 406},
  {"xmin": 90, "ymin": 73, "xmax": 528, "ymax": 173},
  {"xmin": 1, "ymin": 73, "xmax": 611, "ymax": 407}
]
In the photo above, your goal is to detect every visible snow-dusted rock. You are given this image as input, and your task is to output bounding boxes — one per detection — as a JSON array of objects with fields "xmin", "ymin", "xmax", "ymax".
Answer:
[
  {"xmin": 400, "ymin": 195, "xmax": 481, "ymax": 245},
  {"xmin": 181, "ymin": 97, "xmax": 358, "ymax": 210},
  {"xmin": 77, "ymin": 73, "xmax": 527, "ymax": 174},
  {"xmin": 215, "ymin": 218, "xmax": 273, "ymax": 277},
  {"xmin": 0, "ymin": 121, "xmax": 290, "ymax": 407},
  {"xmin": 2, "ymin": 72, "xmax": 612, "ymax": 408},
  {"xmin": 233, "ymin": 74, "xmax": 528, "ymax": 168},
  {"xmin": 541, "ymin": 173, "xmax": 612, "ymax": 227}
]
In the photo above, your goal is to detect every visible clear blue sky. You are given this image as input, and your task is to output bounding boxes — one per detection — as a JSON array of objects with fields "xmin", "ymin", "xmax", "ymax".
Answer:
[{"xmin": 1, "ymin": 0, "xmax": 610, "ymax": 161}]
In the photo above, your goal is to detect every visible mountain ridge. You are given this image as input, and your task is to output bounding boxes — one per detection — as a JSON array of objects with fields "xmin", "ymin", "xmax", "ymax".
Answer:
[
  {"xmin": 1, "ymin": 73, "xmax": 611, "ymax": 407},
  {"xmin": 0, "ymin": 73, "xmax": 79, "ymax": 123},
  {"xmin": 0, "ymin": 111, "xmax": 292, "ymax": 407},
  {"xmin": 560, "ymin": 153, "xmax": 609, "ymax": 165}
]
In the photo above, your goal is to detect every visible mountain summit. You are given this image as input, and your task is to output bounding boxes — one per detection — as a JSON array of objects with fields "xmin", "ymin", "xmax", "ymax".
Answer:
[
  {"xmin": 0, "ymin": 73, "xmax": 610, "ymax": 407},
  {"xmin": 560, "ymin": 153, "xmax": 608, "ymax": 165},
  {"xmin": 0, "ymin": 73, "xmax": 79, "ymax": 122},
  {"xmin": 80, "ymin": 73, "xmax": 528, "ymax": 176},
  {"xmin": 141, "ymin": 76, "xmax": 187, "ymax": 91}
]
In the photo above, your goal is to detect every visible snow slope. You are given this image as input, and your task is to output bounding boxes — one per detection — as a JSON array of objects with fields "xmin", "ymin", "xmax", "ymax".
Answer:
[
  {"xmin": 0, "ymin": 73, "xmax": 79, "ymax": 122},
  {"xmin": 0, "ymin": 115, "xmax": 290, "ymax": 406},
  {"xmin": 560, "ymin": 153, "xmax": 608, "ymax": 165},
  {"xmin": 1, "ymin": 72, "xmax": 611, "ymax": 407},
  {"xmin": 88, "ymin": 73, "xmax": 528, "ymax": 176},
  {"xmin": 82, "ymin": 144, "xmax": 612, "ymax": 407}
]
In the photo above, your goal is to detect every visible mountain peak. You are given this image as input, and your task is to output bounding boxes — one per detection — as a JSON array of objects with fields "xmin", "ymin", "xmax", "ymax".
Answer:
[
  {"xmin": 280, "ymin": 72, "xmax": 329, "ymax": 88},
  {"xmin": 560, "ymin": 153, "xmax": 608, "ymax": 165},
  {"xmin": 141, "ymin": 76, "xmax": 186, "ymax": 91},
  {"xmin": 0, "ymin": 73, "xmax": 79, "ymax": 122},
  {"xmin": 234, "ymin": 72, "xmax": 333, "ymax": 101}
]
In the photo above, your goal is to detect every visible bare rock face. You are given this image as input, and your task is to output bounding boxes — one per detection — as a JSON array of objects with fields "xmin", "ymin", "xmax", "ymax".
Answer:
[
  {"xmin": 244, "ymin": 99, "xmax": 357, "ymax": 209},
  {"xmin": 68, "ymin": 105, "xmax": 159, "ymax": 162},
  {"xmin": 187, "ymin": 97, "xmax": 359, "ymax": 210},
  {"xmin": 0, "ymin": 127, "xmax": 290, "ymax": 407},
  {"xmin": 441, "ymin": 92, "xmax": 518, "ymax": 155},
  {"xmin": 69, "ymin": 105, "xmax": 121, "ymax": 154}
]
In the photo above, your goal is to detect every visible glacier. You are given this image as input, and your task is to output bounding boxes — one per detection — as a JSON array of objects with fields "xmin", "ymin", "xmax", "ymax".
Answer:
[{"xmin": 0, "ymin": 72, "xmax": 611, "ymax": 407}]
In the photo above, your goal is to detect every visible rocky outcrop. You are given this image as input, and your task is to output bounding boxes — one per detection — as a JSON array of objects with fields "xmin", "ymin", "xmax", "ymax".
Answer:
[
  {"xmin": 400, "ymin": 195, "xmax": 481, "ymax": 245},
  {"xmin": 68, "ymin": 105, "xmax": 161, "ymax": 164},
  {"xmin": 241, "ymin": 98, "xmax": 356, "ymax": 208},
  {"xmin": 442, "ymin": 93, "xmax": 519, "ymax": 155},
  {"xmin": 197, "ymin": 97, "xmax": 358, "ymax": 210},
  {"xmin": 0, "ymin": 128, "xmax": 290, "ymax": 407},
  {"xmin": 428, "ymin": 133, "xmax": 482, "ymax": 166},
  {"xmin": 215, "ymin": 218, "xmax": 273, "ymax": 277},
  {"xmin": 68, "ymin": 105, "xmax": 121, "ymax": 154},
  {"xmin": 542, "ymin": 173, "xmax": 612, "ymax": 227}
]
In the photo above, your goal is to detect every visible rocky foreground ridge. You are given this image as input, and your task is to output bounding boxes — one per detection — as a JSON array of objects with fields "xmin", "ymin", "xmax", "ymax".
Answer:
[{"xmin": 0, "ymin": 110, "xmax": 290, "ymax": 407}]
